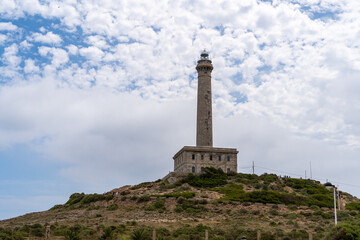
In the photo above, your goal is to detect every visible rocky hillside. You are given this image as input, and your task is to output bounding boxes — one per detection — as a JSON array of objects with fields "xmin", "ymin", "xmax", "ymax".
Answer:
[{"xmin": 1, "ymin": 168, "xmax": 360, "ymax": 240}]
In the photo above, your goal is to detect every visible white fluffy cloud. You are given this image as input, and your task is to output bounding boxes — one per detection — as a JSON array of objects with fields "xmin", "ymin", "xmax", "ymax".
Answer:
[
  {"xmin": 0, "ymin": 22, "xmax": 17, "ymax": 31},
  {"xmin": 30, "ymin": 31, "xmax": 62, "ymax": 45},
  {"xmin": 2, "ymin": 0, "xmax": 360, "ymax": 219}
]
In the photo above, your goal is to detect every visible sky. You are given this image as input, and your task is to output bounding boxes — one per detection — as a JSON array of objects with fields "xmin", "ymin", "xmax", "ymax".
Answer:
[{"xmin": 1, "ymin": 0, "xmax": 360, "ymax": 220}]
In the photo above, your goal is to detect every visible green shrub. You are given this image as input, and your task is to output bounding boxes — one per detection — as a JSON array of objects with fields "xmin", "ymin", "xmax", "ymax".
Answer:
[
  {"xmin": 66, "ymin": 193, "xmax": 85, "ymax": 205},
  {"xmin": 182, "ymin": 167, "xmax": 227, "ymax": 188},
  {"xmin": 131, "ymin": 182, "xmax": 152, "ymax": 190},
  {"xmin": 234, "ymin": 173, "xmax": 260, "ymax": 185},
  {"xmin": 80, "ymin": 194, "xmax": 104, "ymax": 204},
  {"xmin": 260, "ymin": 173, "xmax": 278, "ymax": 184},
  {"xmin": 152, "ymin": 192, "xmax": 195, "ymax": 199},
  {"xmin": 99, "ymin": 226, "xmax": 116, "ymax": 240},
  {"xmin": 176, "ymin": 199, "xmax": 207, "ymax": 213},
  {"xmin": 107, "ymin": 204, "xmax": 119, "ymax": 211},
  {"xmin": 174, "ymin": 205, "xmax": 183, "ymax": 213},
  {"xmin": 137, "ymin": 195, "xmax": 151, "ymax": 202},
  {"xmin": 64, "ymin": 230, "xmax": 80, "ymax": 240},
  {"xmin": 66, "ymin": 193, "xmax": 113, "ymax": 206},
  {"xmin": 328, "ymin": 222, "xmax": 360, "ymax": 240},
  {"xmin": 269, "ymin": 209, "xmax": 279, "ymax": 216},
  {"xmin": 284, "ymin": 178, "xmax": 329, "ymax": 195},
  {"xmin": 239, "ymin": 208, "xmax": 248, "ymax": 214},
  {"xmin": 346, "ymin": 202, "xmax": 360, "ymax": 211},
  {"xmin": 50, "ymin": 204, "xmax": 63, "ymax": 210},
  {"xmin": 131, "ymin": 229, "xmax": 150, "ymax": 240},
  {"xmin": 105, "ymin": 194, "xmax": 114, "ymax": 201},
  {"xmin": 215, "ymin": 184, "xmax": 245, "ymax": 201},
  {"xmin": 145, "ymin": 199, "xmax": 165, "ymax": 211}
]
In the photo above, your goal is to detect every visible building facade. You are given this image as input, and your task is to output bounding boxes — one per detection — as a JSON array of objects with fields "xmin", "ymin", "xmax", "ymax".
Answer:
[{"xmin": 173, "ymin": 50, "xmax": 238, "ymax": 174}]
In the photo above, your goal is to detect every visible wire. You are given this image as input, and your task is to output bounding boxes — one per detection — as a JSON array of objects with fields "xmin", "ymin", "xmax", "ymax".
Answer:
[
  {"xmin": 255, "ymin": 165, "xmax": 303, "ymax": 177},
  {"xmin": 238, "ymin": 166, "xmax": 253, "ymax": 169},
  {"xmin": 251, "ymin": 164, "xmax": 360, "ymax": 190}
]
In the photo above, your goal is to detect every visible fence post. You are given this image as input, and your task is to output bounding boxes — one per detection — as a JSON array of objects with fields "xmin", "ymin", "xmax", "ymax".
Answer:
[
  {"xmin": 309, "ymin": 232, "xmax": 312, "ymax": 240},
  {"xmin": 152, "ymin": 229, "xmax": 156, "ymax": 240},
  {"xmin": 45, "ymin": 225, "xmax": 50, "ymax": 240},
  {"xmin": 257, "ymin": 230, "xmax": 261, "ymax": 240},
  {"xmin": 205, "ymin": 230, "xmax": 208, "ymax": 240}
]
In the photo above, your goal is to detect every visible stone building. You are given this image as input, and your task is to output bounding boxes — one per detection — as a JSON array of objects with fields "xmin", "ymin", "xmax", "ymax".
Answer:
[{"xmin": 172, "ymin": 50, "xmax": 238, "ymax": 174}]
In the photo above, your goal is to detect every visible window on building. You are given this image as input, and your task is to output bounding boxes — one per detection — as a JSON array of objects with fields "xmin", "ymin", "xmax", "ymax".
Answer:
[
  {"xmin": 210, "ymin": 155, "xmax": 212, "ymax": 160},
  {"xmin": 201, "ymin": 155, "xmax": 204, "ymax": 160},
  {"xmin": 218, "ymin": 155, "xmax": 221, "ymax": 161},
  {"xmin": 192, "ymin": 166, "xmax": 195, "ymax": 173},
  {"xmin": 227, "ymin": 156, "xmax": 230, "ymax": 161},
  {"xmin": 192, "ymin": 154, "xmax": 195, "ymax": 160},
  {"xmin": 227, "ymin": 168, "xmax": 230, "ymax": 173},
  {"xmin": 201, "ymin": 167, "xmax": 204, "ymax": 173}
]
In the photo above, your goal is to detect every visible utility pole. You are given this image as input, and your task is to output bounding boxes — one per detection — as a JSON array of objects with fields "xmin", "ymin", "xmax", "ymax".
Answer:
[
  {"xmin": 310, "ymin": 161, "xmax": 313, "ymax": 179},
  {"xmin": 252, "ymin": 161, "xmax": 255, "ymax": 174},
  {"xmin": 333, "ymin": 186, "xmax": 338, "ymax": 225},
  {"xmin": 305, "ymin": 170, "xmax": 307, "ymax": 179}
]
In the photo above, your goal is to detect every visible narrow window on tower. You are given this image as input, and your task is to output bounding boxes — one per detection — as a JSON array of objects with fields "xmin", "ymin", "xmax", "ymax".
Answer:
[
  {"xmin": 201, "ymin": 167, "xmax": 204, "ymax": 173},
  {"xmin": 227, "ymin": 156, "xmax": 230, "ymax": 161},
  {"xmin": 227, "ymin": 168, "xmax": 230, "ymax": 173},
  {"xmin": 218, "ymin": 155, "xmax": 221, "ymax": 161},
  {"xmin": 210, "ymin": 155, "xmax": 213, "ymax": 160},
  {"xmin": 192, "ymin": 154, "xmax": 195, "ymax": 160},
  {"xmin": 201, "ymin": 155, "xmax": 204, "ymax": 160},
  {"xmin": 192, "ymin": 166, "xmax": 195, "ymax": 173}
]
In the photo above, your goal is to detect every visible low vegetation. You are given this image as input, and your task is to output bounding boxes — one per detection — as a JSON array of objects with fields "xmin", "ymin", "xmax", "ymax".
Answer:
[{"xmin": 2, "ymin": 167, "xmax": 360, "ymax": 240}]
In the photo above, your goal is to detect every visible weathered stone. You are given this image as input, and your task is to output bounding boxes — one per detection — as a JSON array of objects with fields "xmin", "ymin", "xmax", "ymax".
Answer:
[
  {"xmin": 254, "ymin": 203, "xmax": 264, "ymax": 206},
  {"xmin": 299, "ymin": 206, "xmax": 309, "ymax": 210},
  {"xmin": 266, "ymin": 203, "xmax": 276, "ymax": 207}
]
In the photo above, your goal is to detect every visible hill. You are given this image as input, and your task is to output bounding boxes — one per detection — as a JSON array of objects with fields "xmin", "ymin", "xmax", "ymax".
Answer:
[{"xmin": 1, "ymin": 168, "xmax": 360, "ymax": 240}]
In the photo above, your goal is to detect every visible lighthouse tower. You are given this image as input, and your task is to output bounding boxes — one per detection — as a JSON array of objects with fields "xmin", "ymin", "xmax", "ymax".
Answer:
[
  {"xmin": 171, "ymin": 50, "xmax": 238, "ymax": 175},
  {"xmin": 196, "ymin": 50, "xmax": 213, "ymax": 147}
]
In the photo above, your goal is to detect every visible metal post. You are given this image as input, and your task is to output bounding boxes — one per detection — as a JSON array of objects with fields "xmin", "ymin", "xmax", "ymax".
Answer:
[
  {"xmin": 337, "ymin": 188, "xmax": 341, "ymax": 211},
  {"xmin": 334, "ymin": 187, "xmax": 337, "ymax": 225}
]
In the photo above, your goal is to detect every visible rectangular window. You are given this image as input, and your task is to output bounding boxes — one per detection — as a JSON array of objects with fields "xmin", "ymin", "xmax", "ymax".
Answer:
[
  {"xmin": 218, "ymin": 156, "xmax": 221, "ymax": 161},
  {"xmin": 192, "ymin": 154, "xmax": 195, "ymax": 160},
  {"xmin": 227, "ymin": 156, "xmax": 230, "ymax": 161},
  {"xmin": 210, "ymin": 155, "xmax": 212, "ymax": 160},
  {"xmin": 201, "ymin": 155, "xmax": 204, "ymax": 160}
]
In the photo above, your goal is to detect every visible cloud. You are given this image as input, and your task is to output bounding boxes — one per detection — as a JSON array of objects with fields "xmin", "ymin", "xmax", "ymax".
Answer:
[
  {"xmin": 38, "ymin": 46, "xmax": 69, "ymax": 68},
  {"xmin": 24, "ymin": 59, "xmax": 39, "ymax": 73},
  {"xmin": 30, "ymin": 31, "xmax": 62, "ymax": 45},
  {"xmin": 0, "ymin": 34, "xmax": 7, "ymax": 45},
  {"xmin": 2, "ymin": 0, "xmax": 360, "ymax": 219},
  {"xmin": 0, "ymin": 22, "xmax": 18, "ymax": 31},
  {"xmin": 79, "ymin": 46, "xmax": 104, "ymax": 61},
  {"xmin": 0, "ymin": 80, "xmax": 195, "ymax": 185}
]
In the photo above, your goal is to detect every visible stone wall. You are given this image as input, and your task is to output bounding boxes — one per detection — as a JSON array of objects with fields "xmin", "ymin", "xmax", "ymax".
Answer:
[{"xmin": 173, "ymin": 146, "xmax": 238, "ymax": 173}]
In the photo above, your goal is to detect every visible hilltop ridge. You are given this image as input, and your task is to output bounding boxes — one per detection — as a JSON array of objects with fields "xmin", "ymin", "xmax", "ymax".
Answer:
[{"xmin": 1, "ymin": 168, "xmax": 360, "ymax": 239}]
